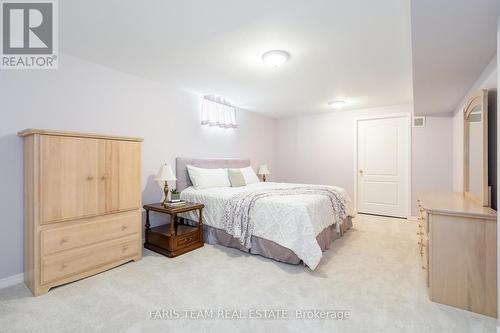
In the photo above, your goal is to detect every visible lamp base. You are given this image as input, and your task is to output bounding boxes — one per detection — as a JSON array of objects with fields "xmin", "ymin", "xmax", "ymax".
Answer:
[{"xmin": 162, "ymin": 182, "xmax": 170, "ymax": 206}]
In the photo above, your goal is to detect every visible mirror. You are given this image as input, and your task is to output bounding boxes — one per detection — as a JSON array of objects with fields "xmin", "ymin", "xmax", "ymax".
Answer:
[{"xmin": 464, "ymin": 90, "xmax": 489, "ymax": 206}]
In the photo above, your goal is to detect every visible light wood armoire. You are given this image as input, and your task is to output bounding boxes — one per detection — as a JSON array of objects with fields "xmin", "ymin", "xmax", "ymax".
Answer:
[{"xmin": 18, "ymin": 129, "xmax": 143, "ymax": 296}]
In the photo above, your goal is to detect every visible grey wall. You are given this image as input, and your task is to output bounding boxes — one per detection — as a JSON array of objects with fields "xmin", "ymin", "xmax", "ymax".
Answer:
[
  {"xmin": 0, "ymin": 54, "xmax": 277, "ymax": 280},
  {"xmin": 411, "ymin": 114, "xmax": 454, "ymax": 214}
]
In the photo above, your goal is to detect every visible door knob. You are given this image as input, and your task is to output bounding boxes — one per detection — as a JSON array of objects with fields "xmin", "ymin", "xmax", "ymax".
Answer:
[{"xmin": 359, "ymin": 170, "xmax": 364, "ymax": 174}]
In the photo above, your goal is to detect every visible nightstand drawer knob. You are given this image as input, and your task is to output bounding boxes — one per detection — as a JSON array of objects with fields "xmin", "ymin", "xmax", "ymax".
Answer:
[{"xmin": 121, "ymin": 225, "xmax": 128, "ymax": 231}]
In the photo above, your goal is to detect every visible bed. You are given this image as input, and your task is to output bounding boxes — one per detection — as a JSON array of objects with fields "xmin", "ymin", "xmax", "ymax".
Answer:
[{"xmin": 176, "ymin": 158, "xmax": 354, "ymax": 270}]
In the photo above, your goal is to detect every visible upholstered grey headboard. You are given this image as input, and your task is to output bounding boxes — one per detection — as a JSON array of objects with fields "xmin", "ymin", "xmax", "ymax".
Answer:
[{"xmin": 176, "ymin": 158, "xmax": 251, "ymax": 191}]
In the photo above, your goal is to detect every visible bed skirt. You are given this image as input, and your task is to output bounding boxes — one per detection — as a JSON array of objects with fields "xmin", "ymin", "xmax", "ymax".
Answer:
[{"xmin": 203, "ymin": 217, "xmax": 353, "ymax": 265}]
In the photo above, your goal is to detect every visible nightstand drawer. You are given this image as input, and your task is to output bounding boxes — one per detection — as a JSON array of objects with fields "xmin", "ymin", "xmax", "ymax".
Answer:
[{"xmin": 175, "ymin": 230, "xmax": 201, "ymax": 249}]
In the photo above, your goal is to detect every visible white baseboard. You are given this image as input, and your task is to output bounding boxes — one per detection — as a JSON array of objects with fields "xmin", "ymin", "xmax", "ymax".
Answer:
[{"xmin": 0, "ymin": 273, "xmax": 24, "ymax": 289}]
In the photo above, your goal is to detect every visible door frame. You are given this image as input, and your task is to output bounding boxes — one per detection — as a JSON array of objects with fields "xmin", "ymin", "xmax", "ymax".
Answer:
[{"xmin": 353, "ymin": 113, "xmax": 412, "ymax": 218}]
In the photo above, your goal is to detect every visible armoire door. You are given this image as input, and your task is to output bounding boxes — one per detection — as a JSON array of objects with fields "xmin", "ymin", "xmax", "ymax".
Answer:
[
  {"xmin": 98, "ymin": 140, "xmax": 141, "ymax": 214},
  {"xmin": 40, "ymin": 136, "xmax": 99, "ymax": 224}
]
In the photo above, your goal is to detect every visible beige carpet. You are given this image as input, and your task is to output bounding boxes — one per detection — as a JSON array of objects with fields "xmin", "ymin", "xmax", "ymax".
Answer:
[{"xmin": 0, "ymin": 214, "xmax": 496, "ymax": 333}]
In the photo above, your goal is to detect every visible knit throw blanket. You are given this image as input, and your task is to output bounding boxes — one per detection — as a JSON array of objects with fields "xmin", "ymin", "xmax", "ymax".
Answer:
[{"xmin": 222, "ymin": 186, "xmax": 349, "ymax": 248}]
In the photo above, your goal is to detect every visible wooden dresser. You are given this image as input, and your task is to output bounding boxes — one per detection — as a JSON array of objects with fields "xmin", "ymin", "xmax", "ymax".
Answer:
[
  {"xmin": 417, "ymin": 192, "xmax": 497, "ymax": 317},
  {"xmin": 18, "ymin": 129, "xmax": 143, "ymax": 296}
]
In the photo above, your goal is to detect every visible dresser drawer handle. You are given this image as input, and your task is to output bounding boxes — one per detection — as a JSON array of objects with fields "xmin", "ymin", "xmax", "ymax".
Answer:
[
  {"xmin": 61, "ymin": 263, "xmax": 68, "ymax": 270},
  {"xmin": 121, "ymin": 225, "xmax": 128, "ymax": 231},
  {"xmin": 122, "ymin": 246, "xmax": 128, "ymax": 252},
  {"xmin": 60, "ymin": 237, "xmax": 69, "ymax": 244}
]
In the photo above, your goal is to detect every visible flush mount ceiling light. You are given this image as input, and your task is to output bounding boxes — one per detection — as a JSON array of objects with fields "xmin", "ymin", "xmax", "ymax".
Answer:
[
  {"xmin": 261, "ymin": 50, "xmax": 290, "ymax": 67},
  {"xmin": 328, "ymin": 100, "xmax": 346, "ymax": 109}
]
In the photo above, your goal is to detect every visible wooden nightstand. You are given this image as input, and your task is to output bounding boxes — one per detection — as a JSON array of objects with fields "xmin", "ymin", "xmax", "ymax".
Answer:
[{"xmin": 143, "ymin": 202, "xmax": 204, "ymax": 257}]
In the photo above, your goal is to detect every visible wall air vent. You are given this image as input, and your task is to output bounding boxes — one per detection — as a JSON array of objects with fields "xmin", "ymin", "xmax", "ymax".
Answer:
[{"xmin": 412, "ymin": 116, "xmax": 426, "ymax": 128}]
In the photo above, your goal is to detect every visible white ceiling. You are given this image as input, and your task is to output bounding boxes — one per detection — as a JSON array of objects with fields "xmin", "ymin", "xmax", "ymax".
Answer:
[
  {"xmin": 61, "ymin": 0, "xmax": 413, "ymax": 118},
  {"xmin": 411, "ymin": 0, "xmax": 500, "ymax": 116}
]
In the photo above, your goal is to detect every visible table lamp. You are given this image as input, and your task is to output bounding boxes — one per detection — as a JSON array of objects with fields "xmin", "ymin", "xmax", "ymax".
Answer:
[
  {"xmin": 156, "ymin": 164, "xmax": 177, "ymax": 206},
  {"xmin": 258, "ymin": 165, "xmax": 271, "ymax": 182}
]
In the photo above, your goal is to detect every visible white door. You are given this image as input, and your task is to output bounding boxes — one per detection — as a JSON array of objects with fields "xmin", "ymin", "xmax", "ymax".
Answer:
[{"xmin": 357, "ymin": 116, "xmax": 409, "ymax": 218}]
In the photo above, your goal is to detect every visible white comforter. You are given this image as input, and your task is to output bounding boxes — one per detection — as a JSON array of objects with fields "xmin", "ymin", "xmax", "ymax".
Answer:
[{"xmin": 180, "ymin": 182, "xmax": 354, "ymax": 269}]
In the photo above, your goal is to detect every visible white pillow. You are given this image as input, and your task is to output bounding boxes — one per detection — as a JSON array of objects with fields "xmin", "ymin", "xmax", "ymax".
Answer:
[
  {"xmin": 231, "ymin": 166, "xmax": 260, "ymax": 184},
  {"xmin": 186, "ymin": 165, "xmax": 231, "ymax": 189}
]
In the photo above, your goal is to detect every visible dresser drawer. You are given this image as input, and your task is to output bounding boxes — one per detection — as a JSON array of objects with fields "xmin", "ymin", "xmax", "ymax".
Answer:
[
  {"xmin": 421, "ymin": 235, "xmax": 429, "ymax": 287},
  {"xmin": 418, "ymin": 209, "xmax": 428, "ymax": 234},
  {"xmin": 42, "ymin": 235, "xmax": 139, "ymax": 284},
  {"xmin": 42, "ymin": 212, "xmax": 140, "ymax": 256}
]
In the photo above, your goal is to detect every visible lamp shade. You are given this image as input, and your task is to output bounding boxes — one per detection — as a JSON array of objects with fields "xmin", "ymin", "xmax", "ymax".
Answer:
[
  {"xmin": 258, "ymin": 165, "xmax": 271, "ymax": 175},
  {"xmin": 156, "ymin": 164, "xmax": 177, "ymax": 181}
]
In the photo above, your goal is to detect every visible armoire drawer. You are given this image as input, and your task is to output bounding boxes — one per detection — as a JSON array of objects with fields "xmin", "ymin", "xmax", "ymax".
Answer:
[
  {"xmin": 42, "ymin": 235, "xmax": 140, "ymax": 284},
  {"xmin": 41, "ymin": 212, "xmax": 140, "ymax": 256}
]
